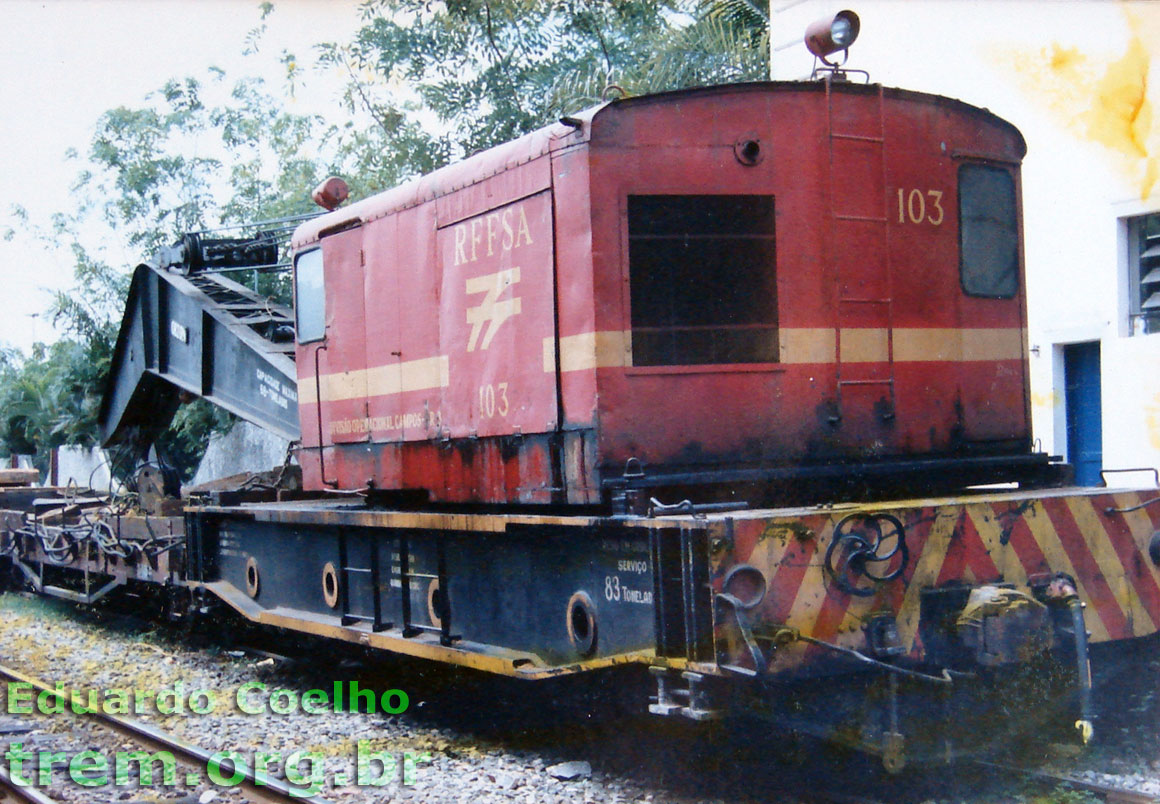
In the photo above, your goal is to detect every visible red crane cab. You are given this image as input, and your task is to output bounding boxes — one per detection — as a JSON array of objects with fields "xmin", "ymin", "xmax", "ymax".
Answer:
[{"xmin": 290, "ymin": 80, "xmax": 1050, "ymax": 509}]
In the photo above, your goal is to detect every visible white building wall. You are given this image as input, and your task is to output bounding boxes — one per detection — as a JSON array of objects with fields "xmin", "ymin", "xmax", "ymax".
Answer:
[{"xmin": 770, "ymin": 1, "xmax": 1160, "ymax": 474}]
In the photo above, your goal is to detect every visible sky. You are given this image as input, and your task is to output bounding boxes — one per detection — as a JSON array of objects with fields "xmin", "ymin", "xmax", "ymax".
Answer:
[{"xmin": 0, "ymin": 0, "xmax": 362, "ymax": 354}]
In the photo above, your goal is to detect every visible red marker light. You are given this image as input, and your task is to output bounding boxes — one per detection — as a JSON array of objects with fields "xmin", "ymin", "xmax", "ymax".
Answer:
[{"xmin": 311, "ymin": 176, "xmax": 350, "ymax": 211}]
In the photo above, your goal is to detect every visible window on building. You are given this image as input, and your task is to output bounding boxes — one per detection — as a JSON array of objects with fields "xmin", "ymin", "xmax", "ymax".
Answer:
[
  {"xmin": 294, "ymin": 248, "xmax": 326, "ymax": 343},
  {"xmin": 628, "ymin": 195, "xmax": 777, "ymax": 367},
  {"xmin": 958, "ymin": 164, "xmax": 1019, "ymax": 299},
  {"xmin": 1128, "ymin": 212, "xmax": 1160, "ymax": 335}
]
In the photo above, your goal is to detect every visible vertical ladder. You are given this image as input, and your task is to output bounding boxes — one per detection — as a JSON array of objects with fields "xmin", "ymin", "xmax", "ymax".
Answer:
[
  {"xmin": 337, "ymin": 529, "xmax": 389, "ymax": 632},
  {"xmin": 825, "ymin": 81, "xmax": 897, "ymax": 425},
  {"xmin": 397, "ymin": 534, "xmax": 458, "ymax": 647}
]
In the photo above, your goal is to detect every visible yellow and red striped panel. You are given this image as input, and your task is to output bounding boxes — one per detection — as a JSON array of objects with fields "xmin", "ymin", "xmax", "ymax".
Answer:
[{"xmin": 715, "ymin": 488, "xmax": 1160, "ymax": 672}]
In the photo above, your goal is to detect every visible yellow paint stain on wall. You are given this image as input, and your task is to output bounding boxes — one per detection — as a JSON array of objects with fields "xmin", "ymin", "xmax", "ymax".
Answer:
[
  {"xmin": 1147, "ymin": 394, "xmax": 1160, "ymax": 450},
  {"xmin": 1002, "ymin": 8, "xmax": 1159, "ymax": 199},
  {"xmin": 1082, "ymin": 36, "xmax": 1151, "ymax": 161},
  {"xmin": 1050, "ymin": 44, "xmax": 1084, "ymax": 73},
  {"xmin": 1030, "ymin": 390, "xmax": 1062, "ymax": 410}
]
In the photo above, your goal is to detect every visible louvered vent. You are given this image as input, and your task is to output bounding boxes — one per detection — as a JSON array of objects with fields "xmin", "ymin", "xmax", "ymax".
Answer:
[{"xmin": 1133, "ymin": 213, "xmax": 1160, "ymax": 335}]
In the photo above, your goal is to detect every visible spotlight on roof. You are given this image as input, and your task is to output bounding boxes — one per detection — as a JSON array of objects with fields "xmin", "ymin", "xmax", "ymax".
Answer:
[{"xmin": 804, "ymin": 10, "xmax": 860, "ymax": 66}]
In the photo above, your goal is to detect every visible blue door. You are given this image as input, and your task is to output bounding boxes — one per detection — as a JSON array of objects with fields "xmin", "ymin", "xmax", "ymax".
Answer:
[{"xmin": 1064, "ymin": 341, "xmax": 1103, "ymax": 486}]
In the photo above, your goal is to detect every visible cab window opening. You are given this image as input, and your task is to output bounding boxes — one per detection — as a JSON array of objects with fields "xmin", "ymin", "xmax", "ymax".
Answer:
[{"xmin": 628, "ymin": 195, "xmax": 778, "ymax": 367}]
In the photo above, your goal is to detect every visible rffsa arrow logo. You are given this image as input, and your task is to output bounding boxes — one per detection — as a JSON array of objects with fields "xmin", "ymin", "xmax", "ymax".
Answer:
[
  {"xmin": 465, "ymin": 268, "xmax": 521, "ymax": 351},
  {"xmin": 451, "ymin": 203, "xmax": 535, "ymax": 352}
]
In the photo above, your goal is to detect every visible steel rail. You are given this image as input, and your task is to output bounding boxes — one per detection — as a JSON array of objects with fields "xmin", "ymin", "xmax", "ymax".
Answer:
[
  {"xmin": 974, "ymin": 759, "xmax": 1160, "ymax": 804},
  {"xmin": 0, "ymin": 662, "xmax": 332, "ymax": 804},
  {"xmin": 0, "ymin": 764, "xmax": 61, "ymax": 804},
  {"xmin": 801, "ymin": 790, "xmax": 892, "ymax": 804}
]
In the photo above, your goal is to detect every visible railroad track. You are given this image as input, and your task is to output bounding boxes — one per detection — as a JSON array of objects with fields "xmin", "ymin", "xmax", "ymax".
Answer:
[
  {"xmin": 0, "ymin": 763, "xmax": 60, "ymax": 804},
  {"xmin": 975, "ymin": 760, "xmax": 1160, "ymax": 804},
  {"xmin": 0, "ymin": 661, "xmax": 330, "ymax": 804},
  {"xmin": 2, "ymin": 593, "xmax": 1157, "ymax": 804}
]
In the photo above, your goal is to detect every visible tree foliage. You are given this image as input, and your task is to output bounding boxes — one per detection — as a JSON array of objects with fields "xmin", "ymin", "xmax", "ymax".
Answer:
[
  {"xmin": 78, "ymin": 72, "xmax": 334, "ymax": 256},
  {"xmin": 2, "ymin": 67, "xmax": 342, "ymax": 479},
  {"xmin": 0, "ymin": 341, "xmax": 106, "ymax": 472},
  {"xmin": 324, "ymin": 0, "xmax": 768, "ymax": 158}
]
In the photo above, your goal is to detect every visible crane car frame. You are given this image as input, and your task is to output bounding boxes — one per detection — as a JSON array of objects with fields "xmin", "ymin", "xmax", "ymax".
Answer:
[{"xmin": 4, "ymin": 12, "xmax": 1160, "ymax": 772}]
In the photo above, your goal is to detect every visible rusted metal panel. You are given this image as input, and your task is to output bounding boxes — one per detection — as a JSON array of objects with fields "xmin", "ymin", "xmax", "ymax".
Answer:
[
  {"xmin": 312, "ymin": 227, "xmax": 369, "ymax": 448},
  {"xmin": 297, "ymin": 176, "xmax": 560, "ymax": 496},
  {"xmin": 292, "ymin": 81, "xmax": 1035, "ymax": 505},
  {"xmin": 703, "ymin": 487, "xmax": 1160, "ymax": 677},
  {"xmin": 549, "ymin": 145, "xmax": 603, "ymax": 504},
  {"xmin": 585, "ymin": 83, "xmax": 1030, "ymax": 479},
  {"xmin": 437, "ymin": 190, "xmax": 558, "ymax": 440}
]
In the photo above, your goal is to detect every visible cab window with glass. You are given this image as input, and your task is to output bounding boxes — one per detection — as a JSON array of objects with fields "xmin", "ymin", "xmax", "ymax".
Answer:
[
  {"xmin": 958, "ymin": 164, "xmax": 1019, "ymax": 298},
  {"xmin": 294, "ymin": 248, "xmax": 326, "ymax": 342}
]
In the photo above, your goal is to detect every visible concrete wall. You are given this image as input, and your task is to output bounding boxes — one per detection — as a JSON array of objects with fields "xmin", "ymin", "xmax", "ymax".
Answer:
[
  {"xmin": 189, "ymin": 420, "xmax": 291, "ymax": 488},
  {"xmin": 39, "ymin": 424, "xmax": 289, "ymax": 492},
  {"xmin": 56, "ymin": 446, "xmax": 113, "ymax": 491},
  {"xmin": 770, "ymin": 1, "xmax": 1160, "ymax": 475}
]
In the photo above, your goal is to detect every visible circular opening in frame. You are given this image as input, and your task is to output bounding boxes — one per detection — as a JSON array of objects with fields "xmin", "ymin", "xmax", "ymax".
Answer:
[
  {"xmin": 734, "ymin": 136, "xmax": 764, "ymax": 166},
  {"xmin": 566, "ymin": 591, "xmax": 598, "ymax": 658},
  {"xmin": 245, "ymin": 557, "xmax": 260, "ymax": 599},
  {"xmin": 322, "ymin": 562, "xmax": 340, "ymax": 609},
  {"xmin": 722, "ymin": 564, "xmax": 767, "ymax": 610},
  {"xmin": 427, "ymin": 579, "xmax": 446, "ymax": 627}
]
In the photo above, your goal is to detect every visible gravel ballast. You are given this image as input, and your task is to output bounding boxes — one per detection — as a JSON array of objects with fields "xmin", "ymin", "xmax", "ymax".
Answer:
[{"xmin": 1, "ymin": 592, "xmax": 1158, "ymax": 803}]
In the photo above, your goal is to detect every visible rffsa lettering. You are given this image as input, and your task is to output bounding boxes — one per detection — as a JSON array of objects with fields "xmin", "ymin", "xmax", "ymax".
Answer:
[{"xmin": 453, "ymin": 206, "xmax": 534, "ymax": 266}]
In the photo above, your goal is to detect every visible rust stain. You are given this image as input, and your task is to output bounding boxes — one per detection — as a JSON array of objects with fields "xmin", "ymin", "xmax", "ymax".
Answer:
[{"xmin": 1002, "ymin": 8, "xmax": 1159, "ymax": 199}]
